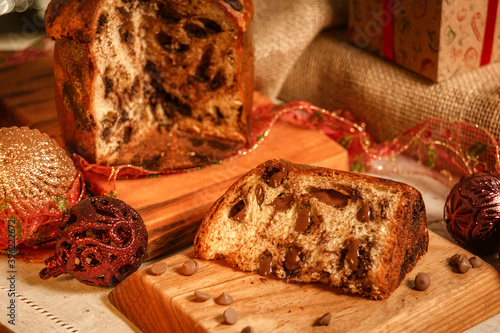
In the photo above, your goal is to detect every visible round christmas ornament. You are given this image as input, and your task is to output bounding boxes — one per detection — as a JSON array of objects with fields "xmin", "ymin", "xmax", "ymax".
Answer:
[
  {"xmin": 39, "ymin": 196, "xmax": 148, "ymax": 287},
  {"xmin": 0, "ymin": 127, "xmax": 84, "ymax": 254},
  {"xmin": 444, "ymin": 171, "xmax": 500, "ymax": 254}
]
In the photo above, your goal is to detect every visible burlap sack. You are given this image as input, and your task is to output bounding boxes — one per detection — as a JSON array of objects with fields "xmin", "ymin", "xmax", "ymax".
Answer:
[
  {"xmin": 279, "ymin": 28, "xmax": 500, "ymax": 144},
  {"xmin": 252, "ymin": 0, "xmax": 348, "ymax": 100}
]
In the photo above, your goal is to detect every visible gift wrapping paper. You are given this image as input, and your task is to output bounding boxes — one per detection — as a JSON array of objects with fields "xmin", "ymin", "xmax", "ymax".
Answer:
[{"xmin": 348, "ymin": 0, "xmax": 500, "ymax": 82}]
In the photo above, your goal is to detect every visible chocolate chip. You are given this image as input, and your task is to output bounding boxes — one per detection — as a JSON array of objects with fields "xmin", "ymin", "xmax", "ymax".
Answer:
[
  {"xmin": 184, "ymin": 23, "xmax": 208, "ymax": 39},
  {"xmin": 268, "ymin": 170, "xmax": 286, "ymax": 188},
  {"xmin": 314, "ymin": 312, "xmax": 331, "ymax": 326},
  {"xmin": 449, "ymin": 253, "xmax": 472, "ymax": 273},
  {"xmin": 255, "ymin": 184, "xmax": 265, "ymax": 206},
  {"xmin": 223, "ymin": 0, "xmax": 243, "ymax": 11},
  {"xmin": 156, "ymin": 31, "xmax": 174, "ymax": 49},
  {"xmin": 258, "ymin": 253, "xmax": 272, "ymax": 276},
  {"xmin": 469, "ymin": 256, "xmax": 484, "ymax": 268},
  {"xmin": 104, "ymin": 77, "xmax": 114, "ymax": 98},
  {"xmin": 215, "ymin": 106, "xmax": 224, "ymax": 120},
  {"xmin": 189, "ymin": 137, "xmax": 203, "ymax": 147},
  {"xmin": 195, "ymin": 47, "xmax": 213, "ymax": 83},
  {"xmin": 449, "ymin": 253, "xmax": 466, "ymax": 267},
  {"xmin": 194, "ymin": 290, "xmax": 211, "ymax": 302},
  {"xmin": 357, "ymin": 204, "xmax": 371, "ymax": 222},
  {"xmin": 182, "ymin": 259, "xmax": 199, "ymax": 276},
  {"xmin": 145, "ymin": 60, "xmax": 160, "ymax": 77},
  {"xmin": 152, "ymin": 87, "xmax": 191, "ymax": 117},
  {"xmin": 200, "ymin": 18, "xmax": 222, "ymax": 34},
  {"xmin": 414, "ymin": 272, "xmax": 430, "ymax": 291},
  {"xmin": 156, "ymin": 31, "xmax": 189, "ymax": 54},
  {"xmin": 215, "ymin": 292, "xmax": 233, "ymax": 305},
  {"xmin": 345, "ymin": 238, "xmax": 362, "ymax": 269},
  {"xmin": 379, "ymin": 200, "xmax": 390, "ymax": 219},
  {"xmin": 272, "ymin": 193, "xmax": 293, "ymax": 211},
  {"xmin": 123, "ymin": 126, "xmax": 133, "ymax": 144},
  {"xmin": 208, "ymin": 70, "xmax": 226, "ymax": 91},
  {"xmin": 458, "ymin": 259, "xmax": 472, "ymax": 273},
  {"xmin": 223, "ymin": 307, "xmax": 238, "ymax": 325},
  {"xmin": 96, "ymin": 14, "xmax": 108, "ymax": 34},
  {"xmin": 284, "ymin": 246, "xmax": 301, "ymax": 271},
  {"xmin": 207, "ymin": 139, "xmax": 233, "ymax": 151},
  {"xmin": 101, "ymin": 126, "xmax": 111, "ymax": 140},
  {"xmin": 117, "ymin": 6, "xmax": 128, "ymax": 17},
  {"xmin": 157, "ymin": 3, "xmax": 181, "ymax": 24},
  {"xmin": 177, "ymin": 44, "xmax": 190, "ymax": 53},
  {"xmin": 229, "ymin": 200, "xmax": 246, "ymax": 222},
  {"xmin": 311, "ymin": 189, "xmax": 349, "ymax": 207},
  {"xmin": 295, "ymin": 206, "xmax": 311, "ymax": 233},
  {"xmin": 149, "ymin": 261, "xmax": 168, "ymax": 276},
  {"xmin": 241, "ymin": 326, "xmax": 254, "ymax": 333},
  {"xmin": 119, "ymin": 22, "xmax": 133, "ymax": 44}
]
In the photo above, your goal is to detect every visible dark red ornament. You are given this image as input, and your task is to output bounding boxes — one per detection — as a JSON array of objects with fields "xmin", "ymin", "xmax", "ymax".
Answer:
[
  {"xmin": 40, "ymin": 196, "xmax": 148, "ymax": 287},
  {"xmin": 444, "ymin": 171, "xmax": 500, "ymax": 254}
]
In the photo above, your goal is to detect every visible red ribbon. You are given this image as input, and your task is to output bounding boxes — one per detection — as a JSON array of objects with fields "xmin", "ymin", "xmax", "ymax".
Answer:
[
  {"xmin": 481, "ymin": 0, "xmax": 499, "ymax": 66},
  {"xmin": 383, "ymin": 0, "xmax": 395, "ymax": 61}
]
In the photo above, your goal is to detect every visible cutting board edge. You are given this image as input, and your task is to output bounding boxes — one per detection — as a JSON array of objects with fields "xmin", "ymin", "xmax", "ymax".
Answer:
[{"xmin": 109, "ymin": 231, "xmax": 500, "ymax": 333}]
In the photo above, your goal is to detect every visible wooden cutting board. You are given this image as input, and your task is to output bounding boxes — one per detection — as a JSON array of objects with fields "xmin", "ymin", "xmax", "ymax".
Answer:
[
  {"xmin": 0, "ymin": 56, "xmax": 349, "ymax": 260},
  {"xmin": 109, "ymin": 231, "xmax": 500, "ymax": 333}
]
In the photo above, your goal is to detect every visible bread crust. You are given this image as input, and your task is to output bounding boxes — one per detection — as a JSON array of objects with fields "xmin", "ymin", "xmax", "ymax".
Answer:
[
  {"xmin": 46, "ymin": 0, "xmax": 254, "ymax": 171},
  {"xmin": 194, "ymin": 159, "xmax": 429, "ymax": 299},
  {"xmin": 45, "ymin": 0, "xmax": 105, "ymax": 43}
]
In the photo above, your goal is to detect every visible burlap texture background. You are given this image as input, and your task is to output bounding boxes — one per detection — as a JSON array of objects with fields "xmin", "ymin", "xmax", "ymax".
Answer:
[
  {"xmin": 253, "ymin": 0, "xmax": 348, "ymax": 99},
  {"xmin": 252, "ymin": 0, "xmax": 500, "ymax": 144}
]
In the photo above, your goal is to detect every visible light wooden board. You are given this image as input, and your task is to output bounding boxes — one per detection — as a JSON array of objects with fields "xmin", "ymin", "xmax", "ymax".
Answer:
[
  {"xmin": 0, "ymin": 56, "xmax": 349, "ymax": 260},
  {"xmin": 109, "ymin": 231, "xmax": 500, "ymax": 333}
]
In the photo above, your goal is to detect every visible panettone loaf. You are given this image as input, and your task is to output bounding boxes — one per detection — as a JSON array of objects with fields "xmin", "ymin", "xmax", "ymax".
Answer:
[
  {"xmin": 194, "ymin": 159, "xmax": 428, "ymax": 299},
  {"xmin": 45, "ymin": 0, "xmax": 254, "ymax": 171}
]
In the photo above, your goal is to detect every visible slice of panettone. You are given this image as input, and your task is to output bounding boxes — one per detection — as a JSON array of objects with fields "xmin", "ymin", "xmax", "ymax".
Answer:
[{"xmin": 194, "ymin": 159, "xmax": 428, "ymax": 299}]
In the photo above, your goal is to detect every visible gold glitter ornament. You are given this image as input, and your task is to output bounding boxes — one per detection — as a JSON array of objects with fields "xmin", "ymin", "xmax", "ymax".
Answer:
[{"xmin": 0, "ymin": 127, "xmax": 85, "ymax": 253}]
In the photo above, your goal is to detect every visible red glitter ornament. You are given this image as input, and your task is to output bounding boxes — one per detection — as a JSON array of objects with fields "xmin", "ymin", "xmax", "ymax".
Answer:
[
  {"xmin": 40, "ymin": 196, "xmax": 148, "ymax": 287},
  {"xmin": 0, "ymin": 127, "xmax": 85, "ymax": 257},
  {"xmin": 444, "ymin": 171, "xmax": 500, "ymax": 254}
]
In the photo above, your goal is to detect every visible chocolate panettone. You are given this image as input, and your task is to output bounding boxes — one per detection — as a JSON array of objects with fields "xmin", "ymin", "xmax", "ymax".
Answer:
[
  {"xmin": 45, "ymin": 0, "xmax": 254, "ymax": 171},
  {"xmin": 194, "ymin": 159, "xmax": 429, "ymax": 299}
]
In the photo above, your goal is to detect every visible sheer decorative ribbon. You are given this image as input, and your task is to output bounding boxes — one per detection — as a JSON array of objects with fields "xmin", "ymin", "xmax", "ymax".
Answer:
[{"xmin": 75, "ymin": 100, "xmax": 500, "ymax": 197}]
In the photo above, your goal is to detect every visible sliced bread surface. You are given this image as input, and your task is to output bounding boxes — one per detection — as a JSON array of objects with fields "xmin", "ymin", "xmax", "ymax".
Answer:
[{"xmin": 194, "ymin": 159, "xmax": 428, "ymax": 299}]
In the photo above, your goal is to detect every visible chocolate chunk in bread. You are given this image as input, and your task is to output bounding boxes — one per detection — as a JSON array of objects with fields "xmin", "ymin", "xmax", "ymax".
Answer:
[
  {"xmin": 45, "ymin": 0, "xmax": 254, "ymax": 171},
  {"xmin": 194, "ymin": 159, "xmax": 429, "ymax": 299}
]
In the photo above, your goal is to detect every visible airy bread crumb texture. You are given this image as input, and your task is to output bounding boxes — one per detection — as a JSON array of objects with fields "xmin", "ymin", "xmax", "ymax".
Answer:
[
  {"xmin": 94, "ymin": 0, "xmax": 246, "ymax": 165},
  {"xmin": 195, "ymin": 160, "xmax": 428, "ymax": 299},
  {"xmin": 46, "ymin": 0, "xmax": 253, "ymax": 170}
]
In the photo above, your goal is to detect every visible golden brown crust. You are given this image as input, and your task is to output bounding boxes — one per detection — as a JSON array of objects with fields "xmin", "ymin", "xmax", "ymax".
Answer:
[
  {"xmin": 371, "ymin": 190, "xmax": 428, "ymax": 298},
  {"xmin": 194, "ymin": 159, "xmax": 429, "ymax": 299},
  {"xmin": 52, "ymin": 38, "xmax": 97, "ymax": 160},
  {"xmin": 45, "ymin": 0, "xmax": 254, "ymax": 42},
  {"xmin": 46, "ymin": 0, "xmax": 254, "ymax": 171},
  {"xmin": 45, "ymin": 0, "xmax": 104, "ymax": 43},
  {"xmin": 209, "ymin": 0, "xmax": 253, "ymax": 31}
]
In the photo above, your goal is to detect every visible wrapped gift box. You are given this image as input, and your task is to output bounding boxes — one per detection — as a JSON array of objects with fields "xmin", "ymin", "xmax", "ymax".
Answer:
[{"xmin": 348, "ymin": 0, "xmax": 500, "ymax": 82}]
